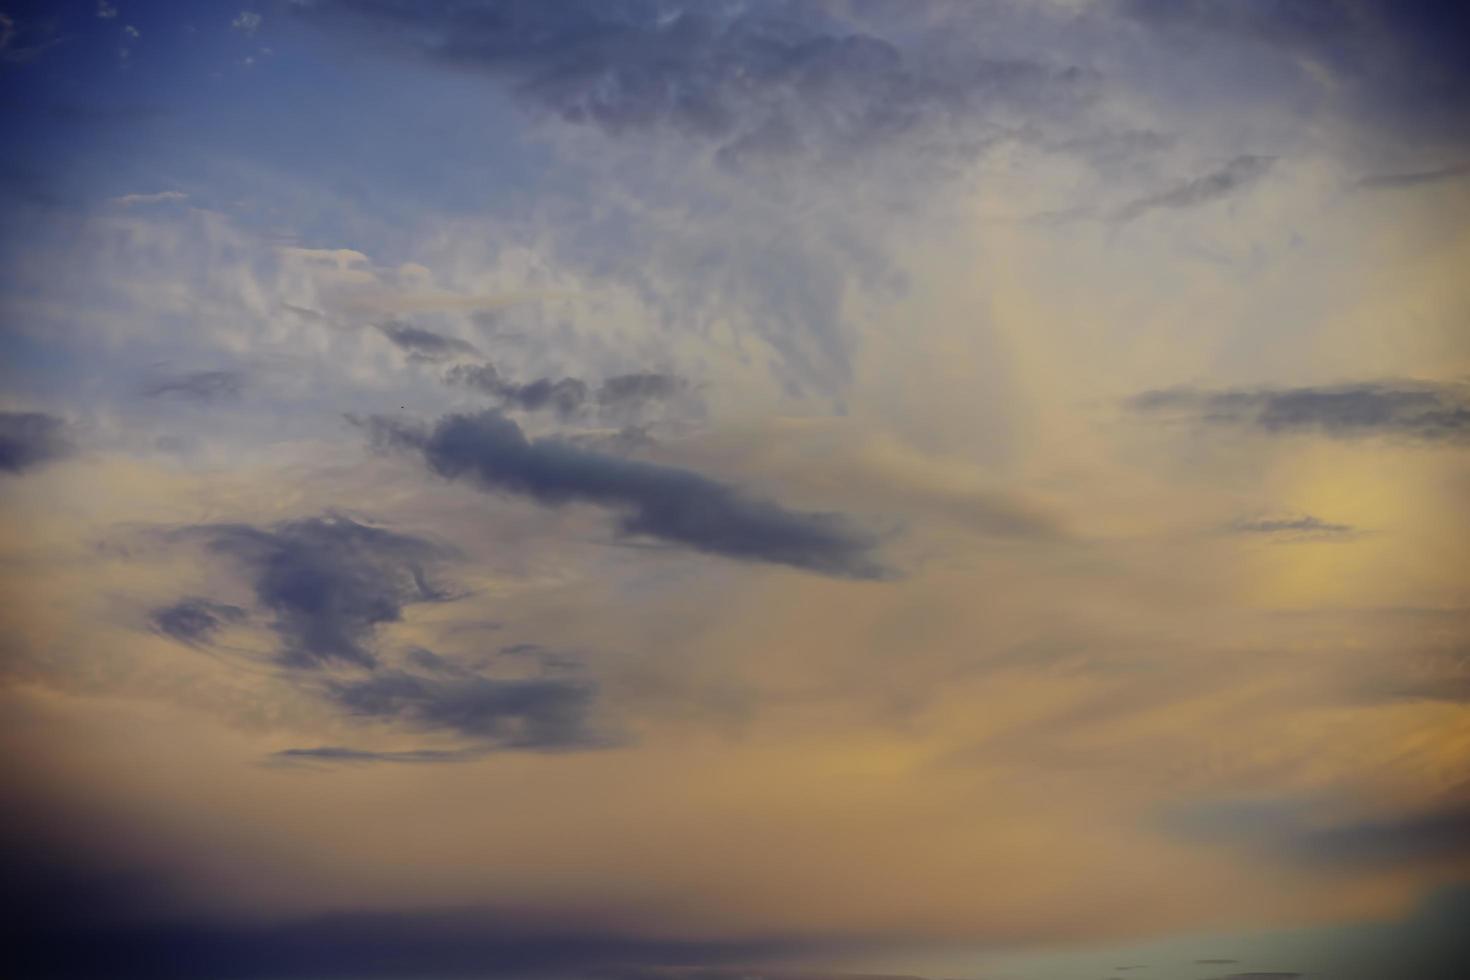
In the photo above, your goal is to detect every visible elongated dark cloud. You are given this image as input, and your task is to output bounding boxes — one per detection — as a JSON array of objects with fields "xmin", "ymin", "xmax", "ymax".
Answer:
[
  {"xmin": 366, "ymin": 411, "xmax": 887, "ymax": 579},
  {"xmin": 140, "ymin": 370, "xmax": 245, "ymax": 402},
  {"xmin": 305, "ymin": 0, "xmax": 1090, "ymax": 161},
  {"xmin": 0, "ymin": 410, "xmax": 70, "ymax": 474},
  {"xmin": 1231, "ymin": 515, "xmax": 1355, "ymax": 537},
  {"xmin": 1290, "ymin": 801, "xmax": 1470, "ymax": 869},
  {"xmin": 1359, "ymin": 160, "xmax": 1470, "ymax": 189},
  {"xmin": 1114, "ymin": 155, "xmax": 1273, "ymax": 222},
  {"xmin": 325, "ymin": 669, "xmax": 608, "ymax": 750},
  {"xmin": 196, "ymin": 516, "xmax": 453, "ymax": 668},
  {"xmin": 148, "ymin": 597, "xmax": 247, "ymax": 646},
  {"xmin": 1129, "ymin": 381, "xmax": 1470, "ymax": 442},
  {"xmin": 271, "ymin": 745, "xmax": 482, "ymax": 766},
  {"xmin": 377, "ymin": 322, "xmax": 479, "ymax": 361}
]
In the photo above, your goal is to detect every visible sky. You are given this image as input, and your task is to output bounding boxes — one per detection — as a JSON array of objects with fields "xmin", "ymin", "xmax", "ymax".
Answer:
[{"xmin": 2, "ymin": 2, "xmax": 1469, "ymax": 979}]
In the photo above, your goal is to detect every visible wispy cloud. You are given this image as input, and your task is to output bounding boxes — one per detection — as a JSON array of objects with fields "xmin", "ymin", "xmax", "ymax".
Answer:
[{"xmin": 1129, "ymin": 381, "xmax": 1470, "ymax": 442}]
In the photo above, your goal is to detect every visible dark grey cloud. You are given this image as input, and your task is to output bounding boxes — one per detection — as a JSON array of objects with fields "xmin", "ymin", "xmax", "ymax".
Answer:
[
  {"xmin": 325, "ymin": 669, "xmax": 608, "ymax": 750},
  {"xmin": 1168, "ymin": 795, "xmax": 1470, "ymax": 871},
  {"xmin": 304, "ymin": 0, "xmax": 1091, "ymax": 162},
  {"xmin": 196, "ymin": 516, "xmax": 453, "ymax": 668},
  {"xmin": 377, "ymin": 322, "xmax": 480, "ymax": 361},
  {"xmin": 1358, "ymin": 160, "xmax": 1470, "ymax": 189},
  {"xmin": 1207, "ymin": 975, "xmax": 1301, "ymax": 980},
  {"xmin": 148, "ymin": 597, "xmax": 247, "ymax": 646},
  {"xmin": 0, "ymin": 410, "xmax": 70, "ymax": 474},
  {"xmin": 139, "ymin": 369, "xmax": 246, "ymax": 402},
  {"xmin": 1129, "ymin": 381, "xmax": 1470, "ymax": 442},
  {"xmin": 447, "ymin": 362, "xmax": 589, "ymax": 418},
  {"xmin": 1290, "ymin": 801, "xmax": 1470, "ymax": 869},
  {"xmin": 446, "ymin": 362, "xmax": 688, "ymax": 421},
  {"xmin": 1195, "ymin": 961, "xmax": 1239, "ymax": 966},
  {"xmin": 1230, "ymin": 515, "xmax": 1355, "ymax": 537},
  {"xmin": 1114, "ymin": 155, "xmax": 1273, "ymax": 222},
  {"xmin": 365, "ymin": 411, "xmax": 887, "ymax": 579}
]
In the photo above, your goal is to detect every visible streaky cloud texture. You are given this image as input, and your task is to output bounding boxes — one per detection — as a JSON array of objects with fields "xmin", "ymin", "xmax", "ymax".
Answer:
[
  {"xmin": 366, "ymin": 411, "xmax": 889, "ymax": 579},
  {"xmin": 1129, "ymin": 381, "xmax": 1470, "ymax": 442},
  {"xmin": 1113, "ymin": 155, "xmax": 1273, "ymax": 222}
]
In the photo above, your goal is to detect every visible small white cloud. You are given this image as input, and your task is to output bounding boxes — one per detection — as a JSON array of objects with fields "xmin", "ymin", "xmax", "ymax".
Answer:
[
  {"xmin": 110, "ymin": 190, "xmax": 188, "ymax": 207},
  {"xmin": 97, "ymin": 1, "xmax": 118, "ymax": 20},
  {"xmin": 123, "ymin": 24, "xmax": 140, "ymax": 39},
  {"xmin": 232, "ymin": 11, "xmax": 262, "ymax": 36}
]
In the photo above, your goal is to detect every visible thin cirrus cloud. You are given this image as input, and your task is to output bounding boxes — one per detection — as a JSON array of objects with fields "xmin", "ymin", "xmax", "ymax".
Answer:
[
  {"xmin": 1128, "ymin": 381, "xmax": 1470, "ymax": 442},
  {"xmin": 364, "ymin": 411, "xmax": 890, "ymax": 580},
  {"xmin": 1112, "ymin": 155, "xmax": 1274, "ymax": 222}
]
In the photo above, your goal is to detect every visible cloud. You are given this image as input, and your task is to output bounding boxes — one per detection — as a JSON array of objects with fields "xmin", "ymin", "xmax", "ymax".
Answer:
[
  {"xmin": 232, "ymin": 11, "xmax": 263, "ymax": 37},
  {"xmin": 364, "ymin": 411, "xmax": 888, "ymax": 579},
  {"xmin": 1129, "ymin": 381, "xmax": 1470, "ymax": 442},
  {"xmin": 1230, "ymin": 515, "xmax": 1356, "ymax": 538},
  {"xmin": 195, "ymin": 516, "xmax": 453, "ymax": 668},
  {"xmin": 1113, "ymin": 155, "xmax": 1273, "ymax": 222},
  {"xmin": 1207, "ymin": 975, "xmax": 1301, "ymax": 980},
  {"xmin": 1114, "ymin": 0, "xmax": 1470, "ymax": 142},
  {"xmin": 1195, "ymin": 960, "xmax": 1239, "ymax": 965},
  {"xmin": 1358, "ymin": 161, "xmax": 1470, "ymax": 189},
  {"xmin": 377, "ymin": 322, "xmax": 480, "ymax": 361},
  {"xmin": 1290, "ymin": 801, "xmax": 1470, "ymax": 869},
  {"xmin": 271, "ymin": 745, "xmax": 483, "ymax": 765},
  {"xmin": 305, "ymin": 0, "xmax": 1091, "ymax": 162},
  {"xmin": 0, "ymin": 411, "xmax": 71, "ymax": 475},
  {"xmin": 447, "ymin": 362, "xmax": 590, "ymax": 419},
  {"xmin": 149, "ymin": 597, "xmax": 248, "ymax": 646},
  {"xmin": 140, "ymin": 369, "xmax": 247, "ymax": 402},
  {"xmin": 447, "ymin": 363, "xmax": 689, "ymax": 421},
  {"xmin": 109, "ymin": 190, "xmax": 187, "ymax": 207},
  {"xmin": 325, "ymin": 669, "xmax": 609, "ymax": 750}
]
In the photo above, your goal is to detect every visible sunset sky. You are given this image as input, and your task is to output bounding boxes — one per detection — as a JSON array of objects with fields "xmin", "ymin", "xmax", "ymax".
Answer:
[{"xmin": 3, "ymin": 2, "xmax": 1469, "ymax": 979}]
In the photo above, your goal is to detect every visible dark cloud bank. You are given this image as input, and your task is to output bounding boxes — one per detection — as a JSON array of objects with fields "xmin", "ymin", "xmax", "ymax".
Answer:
[
  {"xmin": 0, "ymin": 410, "xmax": 70, "ymax": 473},
  {"xmin": 1130, "ymin": 381, "xmax": 1470, "ymax": 442},
  {"xmin": 365, "ymin": 410, "xmax": 888, "ymax": 579}
]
